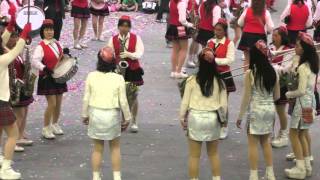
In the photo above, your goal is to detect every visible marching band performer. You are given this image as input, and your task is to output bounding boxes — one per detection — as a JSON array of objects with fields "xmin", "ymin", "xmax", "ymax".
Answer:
[
  {"xmin": 195, "ymin": 0, "xmax": 221, "ymax": 47},
  {"xmin": 205, "ymin": 18, "xmax": 235, "ymax": 139},
  {"xmin": 180, "ymin": 49, "xmax": 227, "ymax": 180},
  {"xmin": 0, "ymin": 4, "xmax": 31, "ymax": 178},
  {"xmin": 280, "ymin": 0, "xmax": 312, "ymax": 46},
  {"xmin": 237, "ymin": 40, "xmax": 280, "ymax": 180},
  {"xmin": 6, "ymin": 30, "xmax": 34, "ymax": 152},
  {"xmin": 107, "ymin": 15, "xmax": 144, "ymax": 133},
  {"xmin": 284, "ymin": 32, "xmax": 318, "ymax": 179},
  {"xmin": 43, "ymin": 0, "xmax": 66, "ymax": 40},
  {"xmin": 313, "ymin": 0, "xmax": 320, "ymax": 42},
  {"xmin": 270, "ymin": 26, "xmax": 292, "ymax": 148},
  {"xmin": 90, "ymin": 0, "xmax": 109, "ymax": 41},
  {"xmin": 82, "ymin": 47, "xmax": 131, "ymax": 180},
  {"xmin": 166, "ymin": 0, "xmax": 195, "ymax": 78},
  {"xmin": 238, "ymin": 0, "xmax": 274, "ymax": 71},
  {"xmin": 32, "ymin": 19, "xmax": 67, "ymax": 139},
  {"xmin": 71, "ymin": 0, "xmax": 90, "ymax": 49}
]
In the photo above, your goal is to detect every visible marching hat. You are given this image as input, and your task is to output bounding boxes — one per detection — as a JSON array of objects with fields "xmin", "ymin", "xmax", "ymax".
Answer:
[
  {"xmin": 42, "ymin": 19, "xmax": 54, "ymax": 26},
  {"xmin": 119, "ymin": 15, "xmax": 131, "ymax": 21}
]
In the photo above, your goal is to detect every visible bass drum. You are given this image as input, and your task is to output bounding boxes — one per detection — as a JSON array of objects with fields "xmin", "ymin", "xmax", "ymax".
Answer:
[
  {"xmin": 16, "ymin": 6, "xmax": 45, "ymax": 31},
  {"xmin": 52, "ymin": 57, "xmax": 78, "ymax": 84}
]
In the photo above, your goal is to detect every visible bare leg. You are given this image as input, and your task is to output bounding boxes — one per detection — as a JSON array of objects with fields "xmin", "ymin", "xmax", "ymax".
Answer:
[
  {"xmin": 289, "ymin": 128, "xmax": 303, "ymax": 160},
  {"xmin": 97, "ymin": 16, "xmax": 105, "ymax": 40},
  {"xmin": 52, "ymin": 95, "xmax": 63, "ymax": 124},
  {"xmin": 176, "ymin": 39, "xmax": 188, "ymax": 73},
  {"xmin": 79, "ymin": 18, "xmax": 88, "ymax": 40},
  {"xmin": 299, "ymin": 130, "xmax": 310, "ymax": 157},
  {"xmin": 233, "ymin": 26, "xmax": 242, "ymax": 44},
  {"xmin": 206, "ymin": 140, "xmax": 220, "ymax": 176},
  {"xmin": 13, "ymin": 107, "xmax": 24, "ymax": 139},
  {"xmin": 260, "ymin": 134, "xmax": 273, "ymax": 166},
  {"xmin": 109, "ymin": 137, "xmax": 121, "ymax": 171},
  {"xmin": 92, "ymin": 139, "xmax": 104, "ymax": 172},
  {"xmin": 3, "ymin": 123, "xmax": 19, "ymax": 160},
  {"xmin": 276, "ymin": 105, "xmax": 288, "ymax": 130},
  {"xmin": 92, "ymin": 15, "xmax": 98, "ymax": 39},
  {"xmin": 130, "ymin": 97, "xmax": 138, "ymax": 124},
  {"xmin": 73, "ymin": 18, "xmax": 81, "ymax": 43},
  {"xmin": 305, "ymin": 131, "xmax": 312, "ymax": 155},
  {"xmin": 243, "ymin": 50, "xmax": 249, "ymax": 72},
  {"xmin": 171, "ymin": 40, "xmax": 180, "ymax": 72},
  {"xmin": 44, "ymin": 95, "xmax": 57, "ymax": 127},
  {"xmin": 188, "ymin": 139, "xmax": 202, "ymax": 178},
  {"xmin": 248, "ymin": 134, "xmax": 259, "ymax": 170}
]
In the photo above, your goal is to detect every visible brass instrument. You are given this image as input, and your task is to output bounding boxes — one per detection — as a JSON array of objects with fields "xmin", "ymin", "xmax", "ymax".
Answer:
[
  {"xmin": 9, "ymin": 62, "xmax": 24, "ymax": 106},
  {"xmin": 189, "ymin": 0, "xmax": 199, "ymax": 36},
  {"xmin": 230, "ymin": 0, "xmax": 246, "ymax": 28},
  {"xmin": 117, "ymin": 38, "xmax": 129, "ymax": 75},
  {"xmin": 23, "ymin": 45, "xmax": 37, "ymax": 97}
]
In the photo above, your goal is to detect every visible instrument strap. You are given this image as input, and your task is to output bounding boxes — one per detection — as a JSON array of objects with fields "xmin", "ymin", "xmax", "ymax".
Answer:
[{"xmin": 48, "ymin": 42, "xmax": 61, "ymax": 59}]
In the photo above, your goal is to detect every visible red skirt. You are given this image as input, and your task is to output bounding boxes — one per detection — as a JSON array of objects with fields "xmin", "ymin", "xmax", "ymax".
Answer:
[{"xmin": 0, "ymin": 100, "xmax": 16, "ymax": 126}]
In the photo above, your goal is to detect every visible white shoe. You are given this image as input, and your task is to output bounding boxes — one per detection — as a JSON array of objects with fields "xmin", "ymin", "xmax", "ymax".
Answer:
[
  {"xmin": 264, "ymin": 166, "xmax": 276, "ymax": 180},
  {"xmin": 91, "ymin": 37, "xmax": 98, "ymax": 41},
  {"xmin": 285, "ymin": 160, "xmax": 306, "ymax": 179},
  {"xmin": 79, "ymin": 41, "xmax": 88, "ymax": 48},
  {"xmin": 0, "ymin": 155, "xmax": 4, "ymax": 166},
  {"xmin": 0, "ymin": 160, "xmax": 21, "ymax": 180},
  {"xmin": 14, "ymin": 145, "xmax": 24, "ymax": 152},
  {"xmin": 175, "ymin": 72, "xmax": 188, "ymax": 79},
  {"xmin": 51, "ymin": 124, "xmax": 64, "ymax": 135},
  {"xmin": 212, "ymin": 176, "xmax": 221, "ymax": 180},
  {"xmin": 305, "ymin": 156, "xmax": 312, "ymax": 177},
  {"xmin": 113, "ymin": 171, "xmax": 121, "ymax": 180},
  {"xmin": 93, "ymin": 171, "xmax": 101, "ymax": 180},
  {"xmin": 286, "ymin": 153, "xmax": 296, "ymax": 161},
  {"xmin": 249, "ymin": 170, "xmax": 258, "ymax": 180},
  {"xmin": 16, "ymin": 138, "xmax": 33, "ymax": 146},
  {"xmin": 271, "ymin": 130, "xmax": 288, "ymax": 148},
  {"xmin": 220, "ymin": 127, "xmax": 228, "ymax": 139},
  {"xmin": 74, "ymin": 43, "xmax": 82, "ymax": 50},
  {"xmin": 42, "ymin": 126, "xmax": 55, "ymax": 139},
  {"xmin": 130, "ymin": 123, "xmax": 139, "ymax": 133},
  {"xmin": 187, "ymin": 60, "xmax": 196, "ymax": 68},
  {"xmin": 170, "ymin": 72, "xmax": 176, "ymax": 78}
]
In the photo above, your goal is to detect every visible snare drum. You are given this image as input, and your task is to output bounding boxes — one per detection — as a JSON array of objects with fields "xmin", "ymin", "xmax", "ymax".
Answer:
[
  {"xmin": 16, "ymin": 6, "xmax": 45, "ymax": 31},
  {"xmin": 90, "ymin": 0, "xmax": 106, "ymax": 10},
  {"xmin": 52, "ymin": 57, "xmax": 78, "ymax": 84},
  {"xmin": 142, "ymin": 1, "xmax": 157, "ymax": 13}
]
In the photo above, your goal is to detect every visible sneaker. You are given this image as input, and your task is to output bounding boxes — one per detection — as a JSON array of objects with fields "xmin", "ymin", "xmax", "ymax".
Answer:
[
  {"xmin": 130, "ymin": 123, "xmax": 139, "ymax": 133},
  {"xmin": 264, "ymin": 167, "xmax": 276, "ymax": 180},
  {"xmin": 17, "ymin": 138, "xmax": 33, "ymax": 146},
  {"xmin": 91, "ymin": 37, "xmax": 98, "ymax": 41},
  {"xmin": 51, "ymin": 124, "xmax": 64, "ymax": 135},
  {"xmin": 187, "ymin": 61, "xmax": 196, "ymax": 68},
  {"xmin": 0, "ymin": 166, "xmax": 21, "ymax": 180},
  {"xmin": 14, "ymin": 145, "xmax": 24, "ymax": 152},
  {"xmin": 286, "ymin": 153, "xmax": 296, "ymax": 161},
  {"xmin": 0, "ymin": 155, "xmax": 4, "ymax": 166},
  {"xmin": 42, "ymin": 127, "xmax": 55, "ymax": 139},
  {"xmin": 93, "ymin": 172, "xmax": 101, "ymax": 180},
  {"xmin": 170, "ymin": 72, "xmax": 176, "ymax": 78},
  {"xmin": 74, "ymin": 43, "xmax": 82, "ymax": 50},
  {"xmin": 155, "ymin": 19, "xmax": 161, "ymax": 23},
  {"xmin": 175, "ymin": 72, "xmax": 188, "ymax": 79},
  {"xmin": 285, "ymin": 166, "xmax": 306, "ymax": 179},
  {"xmin": 79, "ymin": 42, "xmax": 88, "ymax": 48},
  {"xmin": 271, "ymin": 130, "xmax": 288, "ymax": 148},
  {"xmin": 220, "ymin": 127, "xmax": 228, "ymax": 139},
  {"xmin": 160, "ymin": 19, "xmax": 167, "ymax": 23},
  {"xmin": 249, "ymin": 170, "xmax": 258, "ymax": 180}
]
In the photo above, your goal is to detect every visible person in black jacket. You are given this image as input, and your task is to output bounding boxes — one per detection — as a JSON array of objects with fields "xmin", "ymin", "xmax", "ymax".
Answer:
[{"xmin": 43, "ymin": 0, "xmax": 65, "ymax": 40}]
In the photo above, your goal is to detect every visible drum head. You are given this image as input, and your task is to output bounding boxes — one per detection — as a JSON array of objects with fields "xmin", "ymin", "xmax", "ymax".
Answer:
[
  {"xmin": 52, "ymin": 58, "xmax": 77, "ymax": 79},
  {"xmin": 16, "ymin": 6, "xmax": 45, "ymax": 31}
]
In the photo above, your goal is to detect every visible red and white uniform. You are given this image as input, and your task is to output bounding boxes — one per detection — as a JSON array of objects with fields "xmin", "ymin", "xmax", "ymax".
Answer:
[
  {"xmin": 71, "ymin": 0, "xmax": 89, "ymax": 8},
  {"xmin": 280, "ymin": 2, "xmax": 312, "ymax": 30},
  {"xmin": 238, "ymin": 7, "xmax": 274, "ymax": 34},
  {"xmin": 271, "ymin": 45, "xmax": 295, "ymax": 74},
  {"xmin": 198, "ymin": 1, "xmax": 221, "ymax": 31},
  {"xmin": 31, "ymin": 39, "xmax": 63, "ymax": 76},
  {"xmin": 187, "ymin": 0, "xmax": 199, "ymax": 15},
  {"xmin": 12, "ymin": 55, "xmax": 24, "ymax": 80},
  {"xmin": 207, "ymin": 37, "xmax": 235, "ymax": 73},
  {"xmin": 169, "ymin": 0, "xmax": 193, "ymax": 28}
]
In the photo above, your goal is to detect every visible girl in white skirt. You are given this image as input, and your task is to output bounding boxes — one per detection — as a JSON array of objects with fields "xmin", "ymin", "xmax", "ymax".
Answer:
[
  {"xmin": 180, "ymin": 50, "xmax": 228, "ymax": 180},
  {"xmin": 82, "ymin": 47, "xmax": 132, "ymax": 180},
  {"xmin": 237, "ymin": 40, "xmax": 280, "ymax": 180}
]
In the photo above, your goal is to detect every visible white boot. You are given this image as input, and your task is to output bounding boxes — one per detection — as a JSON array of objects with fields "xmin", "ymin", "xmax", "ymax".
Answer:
[
  {"xmin": 285, "ymin": 160, "xmax": 306, "ymax": 179},
  {"xmin": 190, "ymin": 178, "xmax": 199, "ymax": 180},
  {"xmin": 264, "ymin": 166, "xmax": 276, "ymax": 180},
  {"xmin": 0, "ymin": 159, "xmax": 21, "ymax": 179},
  {"xmin": 305, "ymin": 156, "xmax": 312, "ymax": 177},
  {"xmin": 42, "ymin": 126, "xmax": 55, "ymax": 139},
  {"xmin": 271, "ymin": 130, "xmax": 288, "ymax": 148},
  {"xmin": 130, "ymin": 122, "xmax": 139, "ymax": 133},
  {"xmin": 212, "ymin": 176, "xmax": 221, "ymax": 180},
  {"xmin": 93, "ymin": 171, "xmax": 101, "ymax": 180},
  {"xmin": 113, "ymin": 171, "xmax": 121, "ymax": 180},
  {"xmin": 249, "ymin": 170, "xmax": 258, "ymax": 180}
]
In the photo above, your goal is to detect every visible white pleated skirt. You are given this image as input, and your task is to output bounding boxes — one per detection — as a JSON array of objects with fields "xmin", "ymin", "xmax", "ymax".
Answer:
[
  {"xmin": 188, "ymin": 109, "xmax": 221, "ymax": 142},
  {"xmin": 88, "ymin": 107, "xmax": 121, "ymax": 141}
]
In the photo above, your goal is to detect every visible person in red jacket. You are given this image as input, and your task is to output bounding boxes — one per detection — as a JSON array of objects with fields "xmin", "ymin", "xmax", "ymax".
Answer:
[
  {"xmin": 280, "ymin": 0, "xmax": 312, "ymax": 46},
  {"xmin": 166, "ymin": 0, "xmax": 195, "ymax": 78},
  {"xmin": 71, "ymin": 0, "xmax": 90, "ymax": 49},
  {"xmin": 237, "ymin": 0, "xmax": 274, "ymax": 71}
]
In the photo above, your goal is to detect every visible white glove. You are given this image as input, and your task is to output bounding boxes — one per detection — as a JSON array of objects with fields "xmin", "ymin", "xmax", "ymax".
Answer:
[{"xmin": 120, "ymin": 51, "xmax": 133, "ymax": 59}]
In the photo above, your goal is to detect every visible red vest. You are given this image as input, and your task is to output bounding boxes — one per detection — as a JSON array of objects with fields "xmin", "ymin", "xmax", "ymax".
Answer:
[
  {"xmin": 71, "ymin": 0, "xmax": 88, "ymax": 8},
  {"xmin": 187, "ymin": 0, "xmax": 199, "ymax": 15},
  {"xmin": 198, "ymin": 2, "xmax": 215, "ymax": 31},
  {"xmin": 113, "ymin": 33, "xmax": 141, "ymax": 71},
  {"xmin": 169, "ymin": 0, "xmax": 182, "ymax": 26},
  {"xmin": 271, "ymin": 45, "xmax": 290, "ymax": 64},
  {"xmin": 286, "ymin": 4, "xmax": 309, "ymax": 31},
  {"xmin": 13, "ymin": 56, "xmax": 24, "ymax": 80},
  {"xmin": 39, "ymin": 41, "xmax": 62, "ymax": 75},
  {"xmin": 207, "ymin": 38, "xmax": 231, "ymax": 73},
  {"xmin": 243, "ymin": 8, "xmax": 266, "ymax": 34}
]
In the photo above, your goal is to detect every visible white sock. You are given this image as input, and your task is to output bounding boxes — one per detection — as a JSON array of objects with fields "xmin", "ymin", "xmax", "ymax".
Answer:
[
  {"xmin": 304, "ymin": 156, "xmax": 312, "ymax": 168},
  {"xmin": 296, "ymin": 160, "xmax": 306, "ymax": 170},
  {"xmin": 212, "ymin": 176, "xmax": 221, "ymax": 180},
  {"xmin": 250, "ymin": 169, "xmax": 258, "ymax": 177},
  {"xmin": 1, "ymin": 159, "xmax": 11, "ymax": 170},
  {"xmin": 93, "ymin": 171, "xmax": 100, "ymax": 178},
  {"xmin": 190, "ymin": 178, "xmax": 199, "ymax": 180},
  {"xmin": 113, "ymin": 171, "xmax": 121, "ymax": 180}
]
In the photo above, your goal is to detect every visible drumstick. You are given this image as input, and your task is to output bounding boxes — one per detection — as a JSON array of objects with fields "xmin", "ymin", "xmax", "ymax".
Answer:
[{"xmin": 27, "ymin": 0, "xmax": 30, "ymax": 23}]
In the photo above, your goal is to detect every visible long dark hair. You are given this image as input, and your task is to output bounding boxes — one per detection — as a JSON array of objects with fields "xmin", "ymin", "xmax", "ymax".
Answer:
[
  {"xmin": 293, "ymin": 0, "xmax": 304, "ymax": 4},
  {"xmin": 251, "ymin": 0, "xmax": 266, "ymax": 16},
  {"xmin": 204, "ymin": 0, "xmax": 218, "ymax": 17},
  {"xmin": 0, "ymin": 38, "xmax": 4, "ymax": 55},
  {"xmin": 249, "ymin": 45, "xmax": 277, "ymax": 93},
  {"xmin": 196, "ymin": 53, "xmax": 224, "ymax": 97},
  {"xmin": 299, "ymin": 40, "xmax": 320, "ymax": 74},
  {"xmin": 96, "ymin": 52, "xmax": 116, "ymax": 73}
]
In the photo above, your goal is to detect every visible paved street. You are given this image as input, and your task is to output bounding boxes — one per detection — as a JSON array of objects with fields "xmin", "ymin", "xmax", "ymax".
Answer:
[{"xmin": 4, "ymin": 0, "xmax": 320, "ymax": 179}]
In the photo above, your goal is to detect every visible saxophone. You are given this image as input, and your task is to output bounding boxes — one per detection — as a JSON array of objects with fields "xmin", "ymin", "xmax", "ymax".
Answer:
[
  {"xmin": 23, "ymin": 45, "xmax": 37, "ymax": 97},
  {"xmin": 118, "ymin": 38, "xmax": 129, "ymax": 76},
  {"xmin": 189, "ymin": 0, "xmax": 199, "ymax": 36},
  {"xmin": 9, "ymin": 61, "xmax": 24, "ymax": 106}
]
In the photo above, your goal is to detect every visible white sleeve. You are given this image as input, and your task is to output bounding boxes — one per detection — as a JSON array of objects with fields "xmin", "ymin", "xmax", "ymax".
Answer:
[
  {"xmin": 265, "ymin": 10, "xmax": 274, "ymax": 33},
  {"xmin": 106, "ymin": 37, "xmax": 115, "ymax": 52},
  {"xmin": 178, "ymin": 0, "xmax": 193, "ymax": 28},
  {"xmin": 0, "ymin": 1, "xmax": 9, "ymax": 18},
  {"xmin": 280, "ymin": 4, "xmax": 291, "ymax": 22},
  {"xmin": 31, "ymin": 45, "xmax": 45, "ymax": 71},
  {"xmin": 314, "ymin": 2, "xmax": 320, "ymax": 21},
  {"xmin": 306, "ymin": 6, "xmax": 313, "ymax": 28},
  {"xmin": 215, "ymin": 41, "xmax": 235, "ymax": 66},
  {"xmin": 82, "ymin": 74, "xmax": 91, "ymax": 118},
  {"xmin": 212, "ymin": 5, "xmax": 221, "ymax": 27},
  {"xmin": 237, "ymin": 8, "xmax": 247, "ymax": 27}
]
